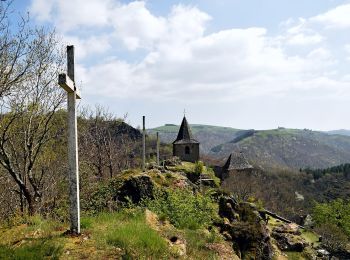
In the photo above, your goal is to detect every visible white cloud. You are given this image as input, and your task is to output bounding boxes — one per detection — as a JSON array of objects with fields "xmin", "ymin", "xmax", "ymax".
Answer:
[
  {"xmin": 63, "ymin": 35, "xmax": 112, "ymax": 59},
  {"xmin": 29, "ymin": 0, "xmax": 350, "ymax": 103},
  {"xmin": 29, "ymin": 0, "xmax": 54, "ymax": 21},
  {"xmin": 279, "ymin": 18, "xmax": 324, "ymax": 46},
  {"xmin": 345, "ymin": 44, "xmax": 350, "ymax": 60},
  {"xmin": 286, "ymin": 33, "xmax": 324, "ymax": 45},
  {"xmin": 311, "ymin": 4, "xmax": 350, "ymax": 29},
  {"xmin": 29, "ymin": 0, "xmax": 114, "ymax": 31},
  {"xmin": 346, "ymin": 44, "xmax": 350, "ymax": 52},
  {"xmin": 110, "ymin": 1, "xmax": 167, "ymax": 50}
]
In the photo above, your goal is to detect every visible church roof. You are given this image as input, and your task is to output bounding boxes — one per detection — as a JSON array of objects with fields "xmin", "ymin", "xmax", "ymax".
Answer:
[
  {"xmin": 222, "ymin": 152, "xmax": 253, "ymax": 171},
  {"xmin": 173, "ymin": 116, "xmax": 199, "ymax": 144}
]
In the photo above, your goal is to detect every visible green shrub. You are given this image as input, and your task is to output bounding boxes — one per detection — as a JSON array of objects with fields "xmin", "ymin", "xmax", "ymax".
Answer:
[
  {"xmin": 143, "ymin": 188, "xmax": 217, "ymax": 230},
  {"xmin": 82, "ymin": 178, "xmax": 124, "ymax": 213},
  {"xmin": 0, "ymin": 239, "xmax": 63, "ymax": 260},
  {"xmin": 312, "ymin": 199, "xmax": 350, "ymax": 237},
  {"xmin": 314, "ymin": 223, "xmax": 348, "ymax": 253},
  {"xmin": 194, "ymin": 161, "xmax": 204, "ymax": 174}
]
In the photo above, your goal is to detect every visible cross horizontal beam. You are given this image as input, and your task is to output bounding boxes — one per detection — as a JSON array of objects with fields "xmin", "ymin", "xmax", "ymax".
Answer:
[{"xmin": 58, "ymin": 73, "xmax": 81, "ymax": 99}]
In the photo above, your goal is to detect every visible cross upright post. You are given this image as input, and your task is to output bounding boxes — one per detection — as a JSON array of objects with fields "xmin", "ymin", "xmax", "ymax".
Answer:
[
  {"xmin": 142, "ymin": 116, "xmax": 146, "ymax": 171},
  {"xmin": 58, "ymin": 45, "xmax": 81, "ymax": 235},
  {"xmin": 156, "ymin": 132, "xmax": 160, "ymax": 166}
]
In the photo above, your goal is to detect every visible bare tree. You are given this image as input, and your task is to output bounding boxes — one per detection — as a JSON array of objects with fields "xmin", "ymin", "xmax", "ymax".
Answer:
[
  {"xmin": 79, "ymin": 105, "xmax": 140, "ymax": 179},
  {"xmin": 0, "ymin": 2, "xmax": 37, "ymax": 98},
  {"xmin": 0, "ymin": 2, "xmax": 65, "ymax": 215}
]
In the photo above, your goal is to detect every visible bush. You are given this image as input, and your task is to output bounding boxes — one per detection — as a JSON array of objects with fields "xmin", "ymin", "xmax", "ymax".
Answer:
[
  {"xmin": 312, "ymin": 199, "xmax": 350, "ymax": 237},
  {"xmin": 315, "ymin": 224, "xmax": 348, "ymax": 253},
  {"xmin": 142, "ymin": 188, "xmax": 217, "ymax": 230},
  {"xmin": 194, "ymin": 161, "xmax": 204, "ymax": 175}
]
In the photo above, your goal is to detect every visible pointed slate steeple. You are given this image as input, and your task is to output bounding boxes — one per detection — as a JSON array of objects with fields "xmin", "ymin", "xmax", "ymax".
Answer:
[
  {"xmin": 173, "ymin": 115, "xmax": 200, "ymax": 162},
  {"xmin": 173, "ymin": 116, "xmax": 199, "ymax": 144}
]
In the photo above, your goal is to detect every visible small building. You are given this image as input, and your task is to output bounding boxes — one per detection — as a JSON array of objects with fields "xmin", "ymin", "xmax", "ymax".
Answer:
[
  {"xmin": 216, "ymin": 152, "xmax": 253, "ymax": 180},
  {"xmin": 173, "ymin": 116, "xmax": 200, "ymax": 162}
]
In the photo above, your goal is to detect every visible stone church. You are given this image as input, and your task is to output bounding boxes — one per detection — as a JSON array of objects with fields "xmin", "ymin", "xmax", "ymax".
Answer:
[{"xmin": 173, "ymin": 116, "xmax": 200, "ymax": 162}]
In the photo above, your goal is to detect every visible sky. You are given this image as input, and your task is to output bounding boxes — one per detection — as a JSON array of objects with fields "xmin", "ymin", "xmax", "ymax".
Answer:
[{"xmin": 9, "ymin": 0, "xmax": 350, "ymax": 130}]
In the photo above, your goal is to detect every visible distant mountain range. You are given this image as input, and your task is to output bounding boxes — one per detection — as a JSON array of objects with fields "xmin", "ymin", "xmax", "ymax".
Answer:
[
  {"xmin": 326, "ymin": 129, "xmax": 350, "ymax": 136},
  {"xmin": 149, "ymin": 124, "xmax": 241, "ymax": 153},
  {"xmin": 150, "ymin": 125, "xmax": 350, "ymax": 170}
]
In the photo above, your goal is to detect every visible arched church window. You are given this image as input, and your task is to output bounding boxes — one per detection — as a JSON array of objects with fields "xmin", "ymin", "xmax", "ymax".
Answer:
[{"xmin": 185, "ymin": 146, "xmax": 190, "ymax": 154}]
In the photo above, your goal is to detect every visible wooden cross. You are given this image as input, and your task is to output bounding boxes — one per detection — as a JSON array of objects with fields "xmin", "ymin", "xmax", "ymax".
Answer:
[
  {"xmin": 156, "ymin": 132, "xmax": 160, "ymax": 166},
  {"xmin": 142, "ymin": 116, "xmax": 146, "ymax": 171},
  {"xmin": 58, "ymin": 45, "xmax": 81, "ymax": 235}
]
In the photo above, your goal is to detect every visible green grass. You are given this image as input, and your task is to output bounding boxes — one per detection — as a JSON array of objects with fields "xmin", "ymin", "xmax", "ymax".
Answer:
[
  {"xmin": 183, "ymin": 229, "xmax": 220, "ymax": 259},
  {"xmin": 0, "ymin": 215, "xmax": 65, "ymax": 260},
  {"xmin": 0, "ymin": 239, "xmax": 63, "ymax": 260},
  {"xmin": 105, "ymin": 213, "xmax": 168, "ymax": 258},
  {"xmin": 0, "ymin": 208, "xmax": 232, "ymax": 259},
  {"xmin": 301, "ymin": 230, "xmax": 320, "ymax": 247},
  {"xmin": 285, "ymin": 251, "xmax": 305, "ymax": 260},
  {"xmin": 82, "ymin": 210, "xmax": 169, "ymax": 259},
  {"xmin": 0, "ymin": 210, "xmax": 168, "ymax": 259},
  {"xmin": 106, "ymin": 225, "xmax": 166, "ymax": 256}
]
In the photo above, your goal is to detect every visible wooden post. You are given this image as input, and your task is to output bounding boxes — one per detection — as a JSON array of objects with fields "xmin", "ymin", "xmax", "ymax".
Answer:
[
  {"xmin": 156, "ymin": 132, "xmax": 160, "ymax": 166},
  {"xmin": 58, "ymin": 45, "xmax": 80, "ymax": 235},
  {"xmin": 142, "ymin": 116, "xmax": 146, "ymax": 171}
]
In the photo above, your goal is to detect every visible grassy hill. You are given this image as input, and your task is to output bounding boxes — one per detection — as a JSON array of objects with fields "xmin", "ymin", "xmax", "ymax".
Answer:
[
  {"xmin": 150, "ymin": 124, "xmax": 350, "ymax": 170},
  {"xmin": 149, "ymin": 124, "xmax": 241, "ymax": 153},
  {"xmin": 210, "ymin": 128, "xmax": 350, "ymax": 170}
]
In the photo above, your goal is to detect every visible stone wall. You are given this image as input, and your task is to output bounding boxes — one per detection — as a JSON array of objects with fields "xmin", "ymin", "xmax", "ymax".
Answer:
[{"xmin": 173, "ymin": 143, "xmax": 199, "ymax": 162}]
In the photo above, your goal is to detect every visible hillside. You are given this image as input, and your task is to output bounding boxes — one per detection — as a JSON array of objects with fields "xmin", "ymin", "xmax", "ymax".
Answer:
[
  {"xmin": 0, "ymin": 161, "xmax": 326, "ymax": 259},
  {"xmin": 150, "ymin": 124, "xmax": 350, "ymax": 170},
  {"xmin": 149, "ymin": 124, "xmax": 241, "ymax": 153},
  {"xmin": 326, "ymin": 129, "xmax": 350, "ymax": 136},
  {"xmin": 210, "ymin": 128, "xmax": 350, "ymax": 170}
]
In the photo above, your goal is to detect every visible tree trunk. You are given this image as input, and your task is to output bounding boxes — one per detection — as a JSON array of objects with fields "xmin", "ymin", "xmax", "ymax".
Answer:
[
  {"xmin": 21, "ymin": 186, "xmax": 36, "ymax": 215},
  {"xmin": 19, "ymin": 189, "xmax": 24, "ymax": 213},
  {"xmin": 27, "ymin": 199, "xmax": 36, "ymax": 216}
]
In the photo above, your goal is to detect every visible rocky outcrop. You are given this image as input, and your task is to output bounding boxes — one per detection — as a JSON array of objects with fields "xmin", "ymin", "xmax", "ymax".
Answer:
[
  {"xmin": 217, "ymin": 196, "xmax": 273, "ymax": 259},
  {"xmin": 271, "ymin": 223, "xmax": 308, "ymax": 252},
  {"xmin": 272, "ymin": 232, "xmax": 307, "ymax": 252},
  {"xmin": 117, "ymin": 175, "xmax": 155, "ymax": 203}
]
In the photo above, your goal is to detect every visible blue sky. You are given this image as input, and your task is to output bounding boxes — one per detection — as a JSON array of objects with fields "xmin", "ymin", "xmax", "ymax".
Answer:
[{"xmin": 8, "ymin": 0, "xmax": 350, "ymax": 130}]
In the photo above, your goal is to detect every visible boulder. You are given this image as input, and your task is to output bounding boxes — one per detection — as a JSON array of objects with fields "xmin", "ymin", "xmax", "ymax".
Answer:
[
  {"xmin": 273, "ymin": 223, "xmax": 301, "ymax": 235},
  {"xmin": 303, "ymin": 214, "xmax": 314, "ymax": 228},
  {"xmin": 168, "ymin": 236, "xmax": 186, "ymax": 257},
  {"xmin": 229, "ymin": 221, "xmax": 273, "ymax": 259},
  {"xmin": 317, "ymin": 249, "xmax": 330, "ymax": 258},
  {"xmin": 164, "ymin": 156, "xmax": 181, "ymax": 167},
  {"xmin": 117, "ymin": 175, "xmax": 155, "ymax": 203},
  {"xmin": 217, "ymin": 197, "xmax": 273, "ymax": 259},
  {"xmin": 218, "ymin": 197, "xmax": 239, "ymax": 222},
  {"xmin": 272, "ymin": 231, "xmax": 308, "ymax": 252}
]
